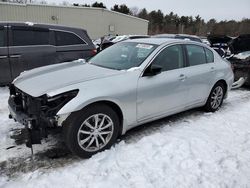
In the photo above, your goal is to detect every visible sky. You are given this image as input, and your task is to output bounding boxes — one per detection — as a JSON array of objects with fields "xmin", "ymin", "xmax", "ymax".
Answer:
[{"xmin": 45, "ymin": 0, "xmax": 250, "ymax": 21}]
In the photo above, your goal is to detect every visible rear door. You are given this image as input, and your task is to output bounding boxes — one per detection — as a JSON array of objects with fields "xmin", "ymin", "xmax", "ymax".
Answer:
[
  {"xmin": 8, "ymin": 24, "xmax": 56, "ymax": 80},
  {"xmin": 0, "ymin": 24, "xmax": 12, "ymax": 85},
  {"xmin": 53, "ymin": 30, "xmax": 93, "ymax": 63},
  {"xmin": 183, "ymin": 44, "xmax": 215, "ymax": 106}
]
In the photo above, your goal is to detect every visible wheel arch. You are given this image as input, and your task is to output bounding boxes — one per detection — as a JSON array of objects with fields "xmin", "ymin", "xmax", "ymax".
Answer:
[
  {"xmin": 205, "ymin": 79, "xmax": 228, "ymax": 104},
  {"xmin": 215, "ymin": 79, "xmax": 228, "ymax": 93},
  {"xmin": 76, "ymin": 100, "xmax": 124, "ymax": 136}
]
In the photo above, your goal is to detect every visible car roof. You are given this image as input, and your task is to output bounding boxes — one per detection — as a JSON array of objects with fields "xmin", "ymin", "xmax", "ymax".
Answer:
[
  {"xmin": 123, "ymin": 38, "xmax": 202, "ymax": 46},
  {"xmin": 152, "ymin": 34, "xmax": 202, "ymax": 42},
  {"xmin": 0, "ymin": 21, "xmax": 87, "ymax": 32}
]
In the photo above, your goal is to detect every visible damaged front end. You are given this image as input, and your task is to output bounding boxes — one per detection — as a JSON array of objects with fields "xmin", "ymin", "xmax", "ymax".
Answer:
[
  {"xmin": 229, "ymin": 53, "xmax": 250, "ymax": 87},
  {"xmin": 208, "ymin": 34, "xmax": 250, "ymax": 87},
  {"xmin": 228, "ymin": 35, "xmax": 250, "ymax": 87},
  {"xmin": 8, "ymin": 84, "xmax": 78, "ymax": 148}
]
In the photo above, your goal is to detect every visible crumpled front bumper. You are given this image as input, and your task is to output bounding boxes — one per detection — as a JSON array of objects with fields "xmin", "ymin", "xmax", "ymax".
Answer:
[
  {"xmin": 8, "ymin": 96, "xmax": 36, "ymax": 128},
  {"xmin": 8, "ymin": 96, "xmax": 43, "ymax": 147}
]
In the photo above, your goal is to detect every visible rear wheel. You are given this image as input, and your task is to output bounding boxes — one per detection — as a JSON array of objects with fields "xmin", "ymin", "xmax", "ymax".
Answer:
[
  {"xmin": 204, "ymin": 82, "xmax": 225, "ymax": 112},
  {"xmin": 63, "ymin": 104, "xmax": 120, "ymax": 158}
]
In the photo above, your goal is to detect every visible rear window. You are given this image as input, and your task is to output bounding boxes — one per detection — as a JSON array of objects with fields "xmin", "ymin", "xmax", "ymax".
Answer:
[
  {"xmin": 186, "ymin": 44, "xmax": 207, "ymax": 66},
  {"xmin": 55, "ymin": 31, "xmax": 86, "ymax": 46},
  {"xmin": 204, "ymin": 48, "xmax": 214, "ymax": 63},
  {"xmin": 12, "ymin": 29, "xmax": 49, "ymax": 46}
]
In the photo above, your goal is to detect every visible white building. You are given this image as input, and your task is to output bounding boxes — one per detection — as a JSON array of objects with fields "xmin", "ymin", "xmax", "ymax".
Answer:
[{"xmin": 0, "ymin": 2, "xmax": 149, "ymax": 39}]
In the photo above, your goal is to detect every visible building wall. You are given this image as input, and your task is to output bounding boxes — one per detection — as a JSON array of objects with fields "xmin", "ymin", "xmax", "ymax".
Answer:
[{"xmin": 0, "ymin": 3, "xmax": 149, "ymax": 39}]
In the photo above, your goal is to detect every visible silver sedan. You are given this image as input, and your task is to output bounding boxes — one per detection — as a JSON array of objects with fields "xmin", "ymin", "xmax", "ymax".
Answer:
[{"xmin": 9, "ymin": 38, "xmax": 234, "ymax": 158}]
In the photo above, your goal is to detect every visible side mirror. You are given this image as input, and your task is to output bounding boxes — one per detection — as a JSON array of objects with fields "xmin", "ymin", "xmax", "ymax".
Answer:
[{"xmin": 143, "ymin": 64, "xmax": 162, "ymax": 76}]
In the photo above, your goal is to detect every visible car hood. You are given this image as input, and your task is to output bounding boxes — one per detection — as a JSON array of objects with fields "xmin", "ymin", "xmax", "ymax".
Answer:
[{"xmin": 14, "ymin": 61, "xmax": 121, "ymax": 97}]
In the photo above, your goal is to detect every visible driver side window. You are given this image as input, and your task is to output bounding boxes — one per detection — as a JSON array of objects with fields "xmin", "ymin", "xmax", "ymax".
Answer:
[{"xmin": 152, "ymin": 44, "xmax": 184, "ymax": 72}]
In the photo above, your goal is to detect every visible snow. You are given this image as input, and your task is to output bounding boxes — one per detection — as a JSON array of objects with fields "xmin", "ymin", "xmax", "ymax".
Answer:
[{"xmin": 0, "ymin": 87, "xmax": 250, "ymax": 187}]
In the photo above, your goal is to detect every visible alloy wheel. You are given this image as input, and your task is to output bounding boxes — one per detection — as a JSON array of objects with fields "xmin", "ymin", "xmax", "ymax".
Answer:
[
  {"xmin": 77, "ymin": 113, "xmax": 114, "ymax": 152},
  {"xmin": 210, "ymin": 86, "xmax": 224, "ymax": 109}
]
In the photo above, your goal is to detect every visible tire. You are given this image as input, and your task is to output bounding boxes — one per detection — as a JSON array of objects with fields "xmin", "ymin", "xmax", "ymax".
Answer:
[
  {"xmin": 204, "ymin": 82, "xmax": 226, "ymax": 112},
  {"xmin": 63, "ymin": 104, "xmax": 120, "ymax": 158}
]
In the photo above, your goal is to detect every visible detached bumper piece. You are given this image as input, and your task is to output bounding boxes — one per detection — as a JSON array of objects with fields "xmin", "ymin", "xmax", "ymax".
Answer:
[{"xmin": 8, "ymin": 85, "xmax": 78, "ymax": 148}]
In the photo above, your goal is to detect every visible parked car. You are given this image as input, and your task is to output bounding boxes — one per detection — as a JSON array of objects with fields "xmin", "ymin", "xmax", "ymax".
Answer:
[
  {"xmin": 8, "ymin": 38, "xmax": 234, "ymax": 158},
  {"xmin": 112, "ymin": 35, "xmax": 150, "ymax": 43},
  {"xmin": 96, "ymin": 35, "xmax": 150, "ymax": 52},
  {"xmin": 207, "ymin": 35, "xmax": 232, "ymax": 57},
  {"xmin": 228, "ymin": 34, "xmax": 250, "ymax": 86},
  {"xmin": 0, "ymin": 22, "xmax": 96, "ymax": 85},
  {"xmin": 200, "ymin": 36, "xmax": 211, "ymax": 46},
  {"xmin": 152, "ymin": 34, "xmax": 203, "ymax": 43},
  {"xmin": 93, "ymin": 35, "xmax": 116, "ymax": 52}
]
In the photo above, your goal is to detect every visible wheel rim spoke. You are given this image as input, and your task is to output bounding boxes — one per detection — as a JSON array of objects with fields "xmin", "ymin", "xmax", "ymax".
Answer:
[
  {"xmin": 99, "ymin": 122, "xmax": 112, "ymax": 130},
  {"xmin": 85, "ymin": 121, "xmax": 95, "ymax": 130},
  {"xmin": 99, "ymin": 131, "xmax": 112, "ymax": 135},
  {"xmin": 94, "ymin": 115, "xmax": 99, "ymax": 129},
  {"xmin": 79, "ymin": 130, "xmax": 92, "ymax": 135},
  {"xmin": 99, "ymin": 115, "xmax": 106, "ymax": 128},
  {"xmin": 86, "ymin": 137, "xmax": 95, "ymax": 149},
  {"xmin": 98, "ymin": 134, "xmax": 105, "ymax": 144},
  {"xmin": 95, "ymin": 137, "xmax": 100, "ymax": 149},
  {"xmin": 79, "ymin": 135, "xmax": 92, "ymax": 145}
]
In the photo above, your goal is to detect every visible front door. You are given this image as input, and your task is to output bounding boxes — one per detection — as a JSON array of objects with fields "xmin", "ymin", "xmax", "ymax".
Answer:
[{"xmin": 137, "ymin": 44, "xmax": 189, "ymax": 121}]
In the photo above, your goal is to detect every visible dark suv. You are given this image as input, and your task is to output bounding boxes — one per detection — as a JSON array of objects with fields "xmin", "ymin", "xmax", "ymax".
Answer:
[{"xmin": 0, "ymin": 22, "xmax": 96, "ymax": 85}]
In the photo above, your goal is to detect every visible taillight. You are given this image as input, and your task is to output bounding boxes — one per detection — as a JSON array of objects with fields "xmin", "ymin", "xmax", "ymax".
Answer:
[{"xmin": 91, "ymin": 49, "xmax": 97, "ymax": 56}]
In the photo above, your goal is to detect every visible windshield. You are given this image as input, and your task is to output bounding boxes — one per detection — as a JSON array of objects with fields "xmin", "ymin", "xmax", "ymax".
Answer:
[{"xmin": 88, "ymin": 42, "xmax": 158, "ymax": 70}]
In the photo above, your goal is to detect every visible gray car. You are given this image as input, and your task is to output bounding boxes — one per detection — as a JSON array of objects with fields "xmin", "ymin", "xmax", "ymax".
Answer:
[
  {"xmin": 0, "ymin": 22, "xmax": 96, "ymax": 85},
  {"xmin": 8, "ymin": 38, "xmax": 234, "ymax": 158}
]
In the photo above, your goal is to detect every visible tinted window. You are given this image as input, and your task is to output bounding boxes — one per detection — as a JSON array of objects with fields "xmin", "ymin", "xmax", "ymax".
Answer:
[
  {"xmin": 12, "ymin": 29, "xmax": 49, "ymax": 46},
  {"xmin": 0, "ymin": 29, "xmax": 5, "ymax": 47},
  {"xmin": 186, "ymin": 45, "xmax": 206, "ymax": 66},
  {"xmin": 55, "ymin": 31, "xmax": 86, "ymax": 46},
  {"xmin": 153, "ymin": 45, "xmax": 184, "ymax": 71},
  {"xmin": 204, "ymin": 48, "xmax": 214, "ymax": 63}
]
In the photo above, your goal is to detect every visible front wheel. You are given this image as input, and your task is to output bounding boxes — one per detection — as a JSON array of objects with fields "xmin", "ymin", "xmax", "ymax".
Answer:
[
  {"xmin": 204, "ymin": 83, "xmax": 225, "ymax": 112},
  {"xmin": 63, "ymin": 104, "xmax": 120, "ymax": 158}
]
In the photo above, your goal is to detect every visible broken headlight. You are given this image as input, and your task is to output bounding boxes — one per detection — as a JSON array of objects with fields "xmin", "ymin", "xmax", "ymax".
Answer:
[{"xmin": 43, "ymin": 89, "xmax": 79, "ymax": 116}]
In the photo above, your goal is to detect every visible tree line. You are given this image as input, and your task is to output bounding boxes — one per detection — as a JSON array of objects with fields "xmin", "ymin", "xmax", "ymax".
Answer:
[{"xmin": 1, "ymin": 0, "xmax": 249, "ymax": 36}]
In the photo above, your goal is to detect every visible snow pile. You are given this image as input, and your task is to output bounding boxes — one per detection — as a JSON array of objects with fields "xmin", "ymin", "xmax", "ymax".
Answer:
[{"xmin": 0, "ymin": 88, "xmax": 250, "ymax": 187}]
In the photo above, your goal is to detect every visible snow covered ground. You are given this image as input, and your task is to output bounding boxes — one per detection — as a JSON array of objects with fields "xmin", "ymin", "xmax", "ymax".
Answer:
[{"xmin": 0, "ymin": 87, "xmax": 250, "ymax": 188}]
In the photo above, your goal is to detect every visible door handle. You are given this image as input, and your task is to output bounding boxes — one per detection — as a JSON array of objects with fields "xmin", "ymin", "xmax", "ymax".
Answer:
[
  {"xmin": 178, "ymin": 74, "xmax": 186, "ymax": 81},
  {"xmin": 0, "ymin": 56, "xmax": 8, "ymax": 59},
  {"xmin": 210, "ymin": 67, "xmax": 216, "ymax": 72},
  {"xmin": 10, "ymin": 55, "xmax": 21, "ymax": 58}
]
